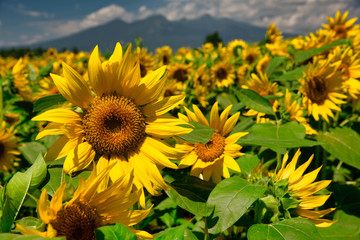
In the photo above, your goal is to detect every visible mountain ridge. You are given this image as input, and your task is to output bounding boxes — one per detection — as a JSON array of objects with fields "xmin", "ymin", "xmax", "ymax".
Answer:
[{"xmin": 25, "ymin": 14, "xmax": 296, "ymax": 52}]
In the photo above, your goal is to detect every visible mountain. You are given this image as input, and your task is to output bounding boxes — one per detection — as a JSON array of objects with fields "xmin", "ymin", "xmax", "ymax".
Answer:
[{"xmin": 28, "ymin": 14, "xmax": 296, "ymax": 52}]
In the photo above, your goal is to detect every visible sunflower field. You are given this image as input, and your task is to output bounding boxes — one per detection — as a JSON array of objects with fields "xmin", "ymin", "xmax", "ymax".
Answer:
[{"xmin": 0, "ymin": 10, "xmax": 359, "ymax": 240}]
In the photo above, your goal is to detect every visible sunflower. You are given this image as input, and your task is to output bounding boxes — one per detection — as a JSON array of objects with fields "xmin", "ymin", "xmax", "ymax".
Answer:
[
  {"xmin": 322, "ymin": 10, "xmax": 358, "ymax": 39},
  {"xmin": 34, "ymin": 77, "xmax": 60, "ymax": 100},
  {"xmin": 17, "ymin": 165, "xmax": 153, "ymax": 239},
  {"xmin": 193, "ymin": 63, "xmax": 212, "ymax": 88},
  {"xmin": 168, "ymin": 62, "xmax": 191, "ymax": 84},
  {"xmin": 176, "ymin": 102, "xmax": 248, "ymax": 183},
  {"xmin": 134, "ymin": 47, "xmax": 155, "ymax": 77},
  {"xmin": 242, "ymin": 44, "xmax": 260, "ymax": 65},
  {"xmin": 210, "ymin": 60, "xmax": 235, "ymax": 88},
  {"xmin": 266, "ymin": 23, "xmax": 283, "ymax": 44},
  {"xmin": 0, "ymin": 122, "xmax": 20, "ymax": 172},
  {"xmin": 329, "ymin": 46, "xmax": 360, "ymax": 101},
  {"xmin": 32, "ymin": 43, "xmax": 190, "ymax": 201},
  {"xmin": 284, "ymin": 89, "xmax": 317, "ymax": 135},
  {"xmin": 227, "ymin": 39, "xmax": 247, "ymax": 57},
  {"xmin": 11, "ymin": 58, "xmax": 32, "ymax": 101},
  {"xmin": 300, "ymin": 56, "xmax": 346, "ymax": 122},
  {"xmin": 276, "ymin": 149, "xmax": 335, "ymax": 228},
  {"xmin": 256, "ymin": 54, "xmax": 272, "ymax": 74},
  {"xmin": 243, "ymin": 72, "xmax": 281, "ymax": 122},
  {"xmin": 155, "ymin": 45, "xmax": 172, "ymax": 66}
]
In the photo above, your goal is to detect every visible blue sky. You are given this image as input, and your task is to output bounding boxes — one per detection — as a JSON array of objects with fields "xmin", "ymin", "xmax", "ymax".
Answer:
[{"xmin": 0, "ymin": 0, "xmax": 359, "ymax": 48}]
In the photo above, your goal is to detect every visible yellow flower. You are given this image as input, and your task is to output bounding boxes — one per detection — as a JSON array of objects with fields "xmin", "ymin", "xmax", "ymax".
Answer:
[
  {"xmin": 329, "ymin": 46, "xmax": 360, "ymax": 100},
  {"xmin": 17, "ymin": 165, "xmax": 153, "ymax": 239},
  {"xmin": 11, "ymin": 58, "xmax": 32, "ymax": 101},
  {"xmin": 322, "ymin": 10, "xmax": 358, "ymax": 39},
  {"xmin": 227, "ymin": 39, "xmax": 247, "ymax": 56},
  {"xmin": 155, "ymin": 46, "xmax": 172, "ymax": 66},
  {"xmin": 276, "ymin": 149, "xmax": 335, "ymax": 228},
  {"xmin": 242, "ymin": 44, "xmax": 260, "ymax": 65},
  {"xmin": 266, "ymin": 23, "xmax": 283, "ymax": 44},
  {"xmin": 168, "ymin": 62, "xmax": 191, "ymax": 84},
  {"xmin": 284, "ymin": 89, "xmax": 317, "ymax": 135},
  {"xmin": 32, "ymin": 43, "xmax": 190, "ymax": 201},
  {"xmin": 176, "ymin": 102, "xmax": 248, "ymax": 183},
  {"xmin": 210, "ymin": 60, "xmax": 235, "ymax": 88},
  {"xmin": 134, "ymin": 47, "xmax": 155, "ymax": 77},
  {"xmin": 243, "ymin": 72, "xmax": 281, "ymax": 122},
  {"xmin": 300, "ymin": 57, "xmax": 346, "ymax": 122},
  {"xmin": 0, "ymin": 122, "xmax": 20, "ymax": 172}
]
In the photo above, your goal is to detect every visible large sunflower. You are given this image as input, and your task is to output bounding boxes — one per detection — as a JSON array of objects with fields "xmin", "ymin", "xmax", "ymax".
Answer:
[
  {"xmin": 300, "ymin": 56, "xmax": 346, "ymax": 122},
  {"xmin": 176, "ymin": 102, "xmax": 248, "ymax": 183},
  {"xmin": 17, "ymin": 165, "xmax": 152, "ymax": 239},
  {"xmin": 276, "ymin": 149, "xmax": 335, "ymax": 228},
  {"xmin": 32, "ymin": 43, "xmax": 190, "ymax": 200},
  {"xmin": 0, "ymin": 121, "xmax": 20, "ymax": 172}
]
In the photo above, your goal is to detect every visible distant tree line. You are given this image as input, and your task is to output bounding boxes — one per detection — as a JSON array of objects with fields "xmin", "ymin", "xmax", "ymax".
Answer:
[{"xmin": 0, "ymin": 47, "xmax": 80, "ymax": 58}]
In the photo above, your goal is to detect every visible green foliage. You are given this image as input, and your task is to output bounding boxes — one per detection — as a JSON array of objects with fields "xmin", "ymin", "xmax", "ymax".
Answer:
[
  {"xmin": 176, "ymin": 121, "xmax": 214, "ymax": 144},
  {"xmin": 206, "ymin": 177, "xmax": 266, "ymax": 235},
  {"xmin": 318, "ymin": 211, "xmax": 360, "ymax": 239},
  {"xmin": 33, "ymin": 94, "xmax": 67, "ymax": 113},
  {"xmin": 248, "ymin": 218, "xmax": 323, "ymax": 240},
  {"xmin": 317, "ymin": 127, "xmax": 360, "ymax": 169},
  {"xmin": 233, "ymin": 88, "xmax": 275, "ymax": 115},
  {"xmin": 204, "ymin": 31, "xmax": 223, "ymax": 47},
  {"xmin": 1, "ymin": 154, "xmax": 47, "ymax": 232},
  {"xmin": 95, "ymin": 223, "xmax": 137, "ymax": 240}
]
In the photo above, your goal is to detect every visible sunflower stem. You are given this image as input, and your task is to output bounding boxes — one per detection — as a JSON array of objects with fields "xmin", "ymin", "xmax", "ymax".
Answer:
[{"xmin": 203, "ymin": 218, "xmax": 209, "ymax": 240}]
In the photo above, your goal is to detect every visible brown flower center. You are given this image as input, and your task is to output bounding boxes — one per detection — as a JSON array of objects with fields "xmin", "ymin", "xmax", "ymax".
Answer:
[
  {"xmin": 216, "ymin": 67, "xmax": 228, "ymax": 80},
  {"xmin": 173, "ymin": 68, "xmax": 188, "ymax": 82},
  {"xmin": 83, "ymin": 95, "xmax": 146, "ymax": 157},
  {"xmin": 305, "ymin": 76, "xmax": 328, "ymax": 105},
  {"xmin": 51, "ymin": 202, "xmax": 103, "ymax": 240},
  {"xmin": 334, "ymin": 25, "xmax": 347, "ymax": 38},
  {"xmin": 194, "ymin": 132, "xmax": 225, "ymax": 162}
]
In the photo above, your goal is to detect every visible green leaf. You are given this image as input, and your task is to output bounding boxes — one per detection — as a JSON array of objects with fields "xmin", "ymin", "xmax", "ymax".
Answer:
[
  {"xmin": 248, "ymin": 218, "xmax": 322, "ymax": 240},
  {"xmin": 154, "ymin": 224, "xmax": 187, "ymax": 240},
  {"xmin": 275, "ymin": 66, "xmax": 307, "ymax": 82},
  {"xmin": 236, "ymin": 154, "xmax": 260, "ymax": 176},
  {"xmin": 318, "ymin": 211, "xmax": 360, "ymax": 239},
  {"xmin": 237, "ymin": 122, "xmax": 319, "ymax": 153},
  {"xmin": 95, "ymin": 223, "xmax": 137, "ymax": 240},
  {"xmin": 294, "ymin": 39, "xmax": 348, "ymax": 63},
  {"xmin": 233, "ymin": 88, "xmax": 274, "ymax": 115},
  {"xmin": 33, "ymin": 94, "xmax": 67, "ymax": 113},
  {"xmin": 0, "ymin": 234, "xmax": 65, "ymax": 239},
  {"xmin": 166, "ymin": 175, "xmax": 215, "ymax": 217},
  {"xmin": 38, "ymin": 61, "xmax": 53, "ymax": 77},
  {"xmin": 1, "ymin": 154, "xmax": 47, "ymax": 232},
  {"xmin": 176, "ymin": 122, "xmax": 214, "ymax": 144},
  {"xmin": 206, "ymin": 177, "xmax": 266, "ymax": 235},
  {"xmin": 216, "ymin": 93, "xmax": 238, "ymax": 109},
  {"xmin": 265, "ymin": 56, "xmax": 288, "ymax": 77},
  {"xmin": 19, "ymin": 142, "xmax": 47, "ymax": 164},
  {"xmin": 317, "ymin": 127, "xmax": 360, "ymax": 169},
  {"xmin": 255, "ymin": 218, "xmax": 322, "ymax": 239},
  {"xmin": 15, "ymin": 217, "xmax": 43, "ymax": 231}
]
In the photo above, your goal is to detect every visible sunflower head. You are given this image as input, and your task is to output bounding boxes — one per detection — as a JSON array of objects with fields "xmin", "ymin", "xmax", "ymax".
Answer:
[
  {"xmin": 134, "ymin": 47, "xmax": 155, "ymax": 77},
  {"xmin": 155, "ymin": 45, "xmax": 172, "ymax": 66},
  {"xmin": 0, "ymin": 122, "xmax": 20, "ymax": 172},
  {"xmin": 168, "ymin": 62, "xmax": 191, "ymax": 84},
  {"xmin": 17, "ymin": 164, "xmax": 153, "ymax": 239},
  {"xmin": 266, "ymin": 23, "xmax": 283, "ymax": 44},
  {"xmin": 322, "ymin": 10, "xmax": 359, "ymax": 39},
  {"xmin": 274, "ymin": 149, "xmax": 336, "ymax": 228},
  {"xmin": 210, "ymin": 61, "xmax": 235, "ymax": 88},
  {"xmin": 301, "ymin": 56, "xmax": 346, "ymax": 122},
  {"xmin": 11, "ymin": 58, "xmax": 32, "ymax": 101},
  {"xmin": 176, "ymin": 102, "xmax": 248, "ymax": 183}
]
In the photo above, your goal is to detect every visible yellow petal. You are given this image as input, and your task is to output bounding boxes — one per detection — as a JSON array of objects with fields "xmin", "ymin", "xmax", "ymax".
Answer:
[
  {"xmin": 224, "ymin": 155, "xmax": 240, "ymax": 172},
  {"xmin": 299, "ymin": 194, "xmax": 331, "ymax": 209},
  {"xmin": 225, "ymin": 132, "xmax": 248, "ymax": 144},
  {"xmin": 281, "ymin": 149, "xmax": 301, "ymax": 180},
  {"xmin": 295, "ymin": 180, "xmax": 331, "ymax": 197},
  {"xmin": 296, "ymin": 208, "xmax": 335, "ymax": 219},
  {"xmin": 142, "ymin": 95, "xmax": 185, "ymax": 116},
  {"xmin": 52, "ymin": 62, "xmax": 93, "ymax": 109},
  {"xmin": 32, "ymin": 108, "xmax": 82, "ymax": 123},
  {"xmin": 221, "ymin": 112, "xmax": 240, "ymax": 136},
  {"xmin": 219, "ymin": 105, "xmax": 232, "ymax": 130},
  {"xmin": 133, "ymin": 66, "xmax": 167, "ymax": 106},
  {"xmin": 109, "ymin": 42, "xmax": 123, "ymax": 63},
  {"xmin": 128, "ymin": 153, "xmax": 155, "ymax": 195},
  {"xmin": 109, "ymin": 208, "xmax": 152, "ymax": 227},
  {"xmin": 44, "ymin": 135, "xmax": 79, "ymax": 162},
  {"xmin": 63, "ymin": 142, "xmax": 95, "ymax": 174},
  {"xmin": 308, "ymin": 218, "xmax": 336, "ymax": 228},
  {"xmin": 210, "ymin": 102, "xmax": 220, "ymax": 130},
  {"xmin": 88, "ymin": 45, "xmax": 106, "ymax": 96},
  {"xmin": 50, "ymin": 182, "xmax": 66, "ymax": 215},
  {"xmin": 96, "ymin": 156, "xmax": 110, "ymax": 192},
  {"xmin": 129, "ymin": 228, "xmax": 153, "ymax": 239},
  {"xmin": 193, "ymin": 104, "xmax": 209, "ymax": 126},
  {"xmin": 35, "ymin": 123, "xmax": 64, "ymax": 140},
  {"xmin": 289, "ymin": 154, "xmax": 314, "ymax": 184},
  {"xmin": 38, "ymin": 189, "xmax": 50, "ymax": 224},
  {"xmin": 141, "ymin": 137, "xmax": 178, "ymax": 169},
  {"xmin": 179, "ymin": 151, "xmax": 198, "ymax": 168},
  {"xmin": 291, "ymin": 166, "xmax": 322, "ymax": 191}
]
